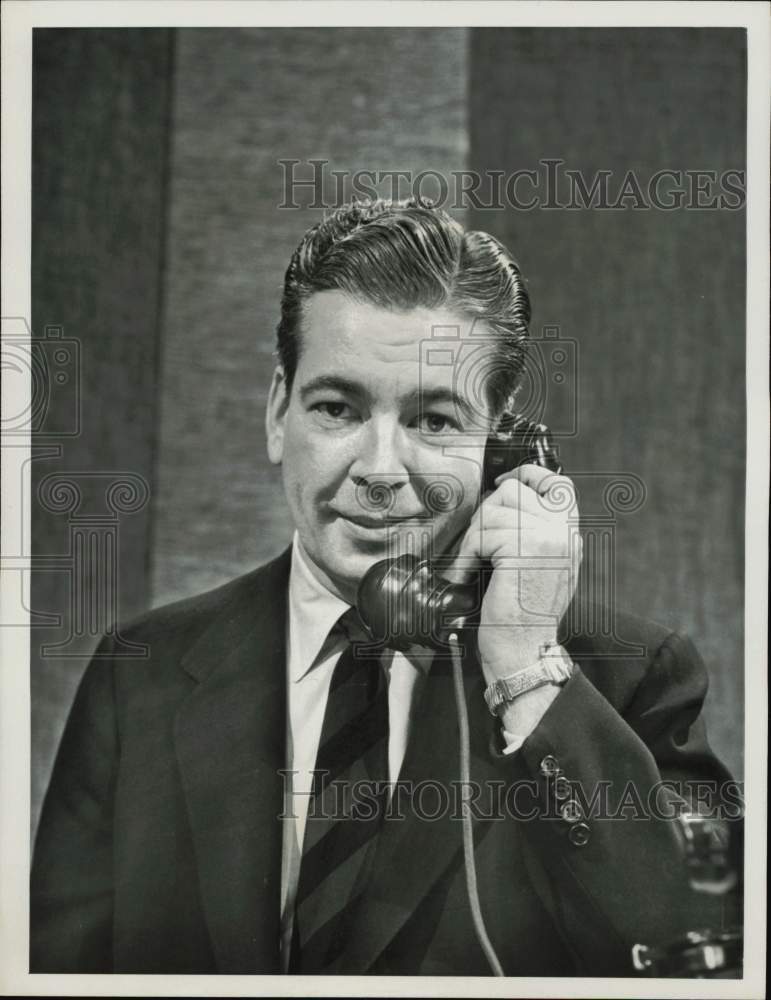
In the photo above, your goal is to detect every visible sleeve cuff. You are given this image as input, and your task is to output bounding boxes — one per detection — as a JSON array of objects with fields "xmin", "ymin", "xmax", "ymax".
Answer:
[
  {"xmin": 501, "ymin": 728, "xmax": 526, "ymax": 755},
  {"xmin": 497, "ymin": 679, "xmax": 566, "ymax": 753}
]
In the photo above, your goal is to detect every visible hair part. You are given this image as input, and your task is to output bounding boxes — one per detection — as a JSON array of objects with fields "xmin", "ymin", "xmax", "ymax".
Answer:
[{"xmin": 275, "ymin": 197, "xmax": 532, "ymax": 417}]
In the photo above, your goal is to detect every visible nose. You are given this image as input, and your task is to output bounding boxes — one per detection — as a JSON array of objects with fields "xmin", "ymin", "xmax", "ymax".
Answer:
[{"xmin": 349, "ymin": 418, "xmax": 414, "ymax": 513}]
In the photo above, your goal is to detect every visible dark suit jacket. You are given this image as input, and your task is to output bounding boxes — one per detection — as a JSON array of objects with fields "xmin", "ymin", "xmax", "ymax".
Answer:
[{"xmin": 31, "ymin": 548, "xmax": 736, "ymax": 975}]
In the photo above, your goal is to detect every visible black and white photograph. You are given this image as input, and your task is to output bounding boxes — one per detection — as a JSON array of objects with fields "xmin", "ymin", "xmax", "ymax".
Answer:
[{"xmin": 1, "ymin": 2, "xmax": 767, "ymax": 996}]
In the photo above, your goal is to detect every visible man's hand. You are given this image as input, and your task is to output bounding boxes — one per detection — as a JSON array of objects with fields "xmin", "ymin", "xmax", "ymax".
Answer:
[{"xmin": 448, "ymin": 464, "xmax": 582, "ymax": 686}]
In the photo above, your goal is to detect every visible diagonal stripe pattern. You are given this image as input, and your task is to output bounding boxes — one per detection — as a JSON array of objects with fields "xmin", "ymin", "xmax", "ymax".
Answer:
[{"xmin": 290, "ymin": 611, "xmax": 389, "ymax": 973}]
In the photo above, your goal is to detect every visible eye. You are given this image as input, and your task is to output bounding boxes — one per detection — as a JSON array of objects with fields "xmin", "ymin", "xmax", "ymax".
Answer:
[
  {"xmin": 311, "ymin": 401, "xmax": 358, "ymax": 424},
  {"xmin": 414, "ymin": 412, "xmax": 461, "ymax": 435}
]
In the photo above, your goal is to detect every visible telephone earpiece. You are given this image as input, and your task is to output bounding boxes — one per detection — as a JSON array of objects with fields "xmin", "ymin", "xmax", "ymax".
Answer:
[{"xmin": 481, "ymin": 414, "xmax": 562, "ymax": 491}]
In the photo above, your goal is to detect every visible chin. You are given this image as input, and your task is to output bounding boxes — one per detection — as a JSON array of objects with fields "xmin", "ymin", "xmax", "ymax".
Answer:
[
  {"xmin": 312, "ymin": 539, "xmax": 401, "ymax": 604},
  {"xmin": 306, "ymin": 520, "xmax": 453, "ymax": 600},
  {"xmin": 327, "ymin": 547, "xmax": 390, "ymax": 600}
]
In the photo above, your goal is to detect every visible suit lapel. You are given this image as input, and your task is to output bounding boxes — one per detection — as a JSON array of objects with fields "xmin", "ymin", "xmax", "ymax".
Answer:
[
  {"xmin": 339, "ymin": 644, "xmax": 501, "ymax": 973},
  {"xmin": 174, "ymin": 549, "xmax": 291, "ymax": 973}
]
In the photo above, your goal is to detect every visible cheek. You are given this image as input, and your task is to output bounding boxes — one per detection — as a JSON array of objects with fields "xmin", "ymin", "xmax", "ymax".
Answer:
[
  {"xmin": 282, "ymin": 421, "xmax": 347, "ymax": 502},
  {"xmin": 288, "ymin": 477, "xmax": 306, "ymax": 519},
  {"xmin": 426, "ymin": 467, "xmax": 482, "ymax": 539},
  {"xmin": 442, "ymin": 459, "xmax": 483, "ymax": 519}
]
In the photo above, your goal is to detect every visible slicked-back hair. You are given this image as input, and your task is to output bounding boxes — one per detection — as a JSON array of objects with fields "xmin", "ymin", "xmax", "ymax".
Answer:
[{"xmin": 276, "ymin": 197, "xmax": 532, "ymax": 417}]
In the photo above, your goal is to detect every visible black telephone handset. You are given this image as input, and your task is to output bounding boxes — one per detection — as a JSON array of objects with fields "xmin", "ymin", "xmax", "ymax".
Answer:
[{"xmin": 356, "ymin": 415, "xmax": 563, "ymax": 652}]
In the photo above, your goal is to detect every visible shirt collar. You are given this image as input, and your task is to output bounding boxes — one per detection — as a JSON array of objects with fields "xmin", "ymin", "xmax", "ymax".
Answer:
[
  {"xmin": 287, "ymin": 532, "xmax": 352, "ymax": 683},
  {"xmin": 287, "ymin": 532, "xmax": 434, "ymax": 681}
]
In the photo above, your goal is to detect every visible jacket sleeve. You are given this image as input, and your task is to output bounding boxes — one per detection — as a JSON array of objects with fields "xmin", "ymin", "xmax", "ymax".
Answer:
[
  {"xmin": 30, "ymin": 635, "xmax": 119, "ymax": 973},
  {"xmin": 498, "ymin": 631, "xmax": 740, "ymax": 975}
]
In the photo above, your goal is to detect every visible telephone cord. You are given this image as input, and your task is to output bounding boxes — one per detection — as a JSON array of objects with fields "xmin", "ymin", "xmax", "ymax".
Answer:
[{"xmin": 448, "ymin": 632, "xmax": 505, "ymax": 977}]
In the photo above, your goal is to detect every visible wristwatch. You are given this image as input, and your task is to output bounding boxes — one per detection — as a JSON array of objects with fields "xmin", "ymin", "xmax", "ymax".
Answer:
[{"xmin": 483, "ymin": 644, "xmax": 574, "ymax": 717}]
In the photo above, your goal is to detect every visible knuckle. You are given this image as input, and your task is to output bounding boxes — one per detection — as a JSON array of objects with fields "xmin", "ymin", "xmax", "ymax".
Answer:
[{"xmin": 499, "ymin": 477, "xmax": 521, "ymax": 502}]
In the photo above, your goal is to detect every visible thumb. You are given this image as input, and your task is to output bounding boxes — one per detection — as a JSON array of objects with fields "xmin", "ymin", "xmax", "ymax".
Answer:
[{"xmin": 442, "ymin": 518, "xmax": 483, "ymax": 585}]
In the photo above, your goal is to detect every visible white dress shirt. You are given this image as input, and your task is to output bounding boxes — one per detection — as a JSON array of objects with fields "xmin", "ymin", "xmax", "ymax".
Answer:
[{"xmin": 279, "ymin": 534, "xmax": 432, "ymax": 968}]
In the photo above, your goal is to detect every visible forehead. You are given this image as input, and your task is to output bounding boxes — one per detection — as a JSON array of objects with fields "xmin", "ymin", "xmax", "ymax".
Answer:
[{"xmin": 296, "ymin": 290, "xmax": 494, "ymax": 392}]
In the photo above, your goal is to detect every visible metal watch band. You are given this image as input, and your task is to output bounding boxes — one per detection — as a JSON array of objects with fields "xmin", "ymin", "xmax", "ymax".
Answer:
[{"xmin": 483, "ymin": 645, "xmax": 574, "ymax": 717}]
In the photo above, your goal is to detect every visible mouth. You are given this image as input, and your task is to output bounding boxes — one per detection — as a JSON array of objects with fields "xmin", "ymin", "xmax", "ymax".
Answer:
[
  {"xmin": 334, "ymin": 511, "xmax": 429, "ymax": 538},
  {"xmin": 339, "ymin": 513, "xmax": 422, "ymax": 529}
]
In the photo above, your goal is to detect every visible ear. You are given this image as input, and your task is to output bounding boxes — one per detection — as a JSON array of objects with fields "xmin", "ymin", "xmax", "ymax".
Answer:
[{"xmin": 265, "ymin": 366, "xmax": 289, "ymax": 465}]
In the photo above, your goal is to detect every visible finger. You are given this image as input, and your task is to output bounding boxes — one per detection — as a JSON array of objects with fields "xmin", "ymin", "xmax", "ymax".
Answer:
[
  {"xmin": 494, "ymin": 466, "xmax": 578, "ymax": 513},
  {"xmin": 440, "ymin": 503, "xmax": 506, "ymax": 582},
  {"xmin": 447, "ymin": 512, "xmax": 571, "ymax": 582},
  {"xmin": 465, "ymin": 500, "xmax": 548, "ymax": 537},
  {"xmin": 489, "ymin": 473, "xmax": 578, "ymax": 519},
  {"xmin": 491, "ymin": 477, "xmax": 553, "ymax": 518},
  {"xmin": 452, "ymin": 497, "xmax": 547, "ymax": 551}
]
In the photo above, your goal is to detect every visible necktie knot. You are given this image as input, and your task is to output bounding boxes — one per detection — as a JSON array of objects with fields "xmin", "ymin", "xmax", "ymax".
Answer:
[{"xmin": 336, "ymin": 607, "xmax": 374, "ymax": 647}]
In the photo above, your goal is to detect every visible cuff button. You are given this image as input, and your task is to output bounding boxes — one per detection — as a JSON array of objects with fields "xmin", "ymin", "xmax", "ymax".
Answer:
[
  {"xmin": 539, "ymin": 755, "xmax": 560, "ymax": 777},
  {"xmin": 553, "ymin": 775, "xmax": 571, "ymax": 800},
  {"xmin": 560, "ymin": 800, "xmax": 584, "ymax": 824},
  {"xmin": 568, "ymin": 822, "xmax": 591, "ymax": 847}
]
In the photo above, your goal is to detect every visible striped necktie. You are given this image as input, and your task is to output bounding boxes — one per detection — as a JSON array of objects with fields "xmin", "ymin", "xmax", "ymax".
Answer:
[{"xmin": 290, "ymin": 610, "xmax": 389, "ymax": 973}]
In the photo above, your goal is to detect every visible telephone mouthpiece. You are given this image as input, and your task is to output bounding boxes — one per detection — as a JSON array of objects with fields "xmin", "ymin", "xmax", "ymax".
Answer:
[{"xmin": 357, "ymin": 555, "xmax": 481, "ymax": 652}]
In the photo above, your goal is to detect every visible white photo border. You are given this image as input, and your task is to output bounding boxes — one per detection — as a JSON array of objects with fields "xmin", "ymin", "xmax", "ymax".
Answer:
[{"xmin": 1, "ymin": 2, "xmax": 767, "ymax": 997}]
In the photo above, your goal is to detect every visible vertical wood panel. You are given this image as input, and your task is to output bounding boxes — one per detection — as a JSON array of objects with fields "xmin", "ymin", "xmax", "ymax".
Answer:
[
  {"xmin": 151, "ymin": 28, "xmax": 468, "ymax": 606},
  {"xmin": 469, "ymin": 28, "xmax": 745, "ymax": 777},
  {"xmin": 31, "ymin": 29, "xmax": 173, "ymax": 833}
]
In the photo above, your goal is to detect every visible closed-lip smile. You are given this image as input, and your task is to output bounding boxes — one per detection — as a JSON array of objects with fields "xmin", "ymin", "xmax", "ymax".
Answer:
[{"xmin": 336, "ymin": 511, "xmax": 424, "ymax": 529}]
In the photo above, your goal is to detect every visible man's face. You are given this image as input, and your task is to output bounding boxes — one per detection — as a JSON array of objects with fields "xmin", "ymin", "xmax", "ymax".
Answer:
[{"xmin": 266, "ymin": 290, "xmax": 496, "ymax": 602}]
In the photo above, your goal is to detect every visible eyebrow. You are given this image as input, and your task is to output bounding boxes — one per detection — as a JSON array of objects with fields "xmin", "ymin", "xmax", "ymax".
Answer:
[
  {"xmin": 299, "ymin": 375, "xmax": 363, "ymax": 401},
  {"xmin": 298, "ymin": 375, "xmax": 477, "ymax": 420}
]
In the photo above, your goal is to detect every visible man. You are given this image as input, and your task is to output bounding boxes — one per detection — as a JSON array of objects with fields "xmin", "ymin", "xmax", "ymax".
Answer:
[{"xmin": 31, "ymin": 198, "xmax": 735, "ymax": 976}]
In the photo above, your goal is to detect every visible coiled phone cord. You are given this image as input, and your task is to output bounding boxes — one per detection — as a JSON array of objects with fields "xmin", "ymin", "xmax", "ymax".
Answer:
[{"xmin": 448, "ymin": 631, "xmax": 505, "ymax": 977}]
